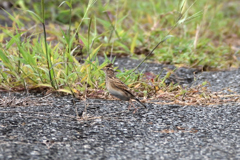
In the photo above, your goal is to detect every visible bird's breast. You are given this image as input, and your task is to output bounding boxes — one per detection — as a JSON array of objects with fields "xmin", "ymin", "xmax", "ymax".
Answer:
[{"xmin": 109, "ymin": 88, "xmax": 130, "ymax": 101}]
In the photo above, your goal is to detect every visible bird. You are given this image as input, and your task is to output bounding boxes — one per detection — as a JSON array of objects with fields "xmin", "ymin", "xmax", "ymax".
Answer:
[{"xmin": 102, "ymin": 63, "xmax": 146, "ymax": 112}]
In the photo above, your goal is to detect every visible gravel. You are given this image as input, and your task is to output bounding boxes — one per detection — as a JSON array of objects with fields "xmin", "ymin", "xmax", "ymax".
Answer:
[{"xmin": 0, "ymin": 58, "xmax": 240, "ymax": 159}]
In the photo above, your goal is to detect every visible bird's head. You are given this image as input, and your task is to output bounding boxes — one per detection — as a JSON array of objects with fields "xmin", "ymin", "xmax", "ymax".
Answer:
[{"xmin": 102, "ymin": 63, "xmax": 115, "ymax": 76}]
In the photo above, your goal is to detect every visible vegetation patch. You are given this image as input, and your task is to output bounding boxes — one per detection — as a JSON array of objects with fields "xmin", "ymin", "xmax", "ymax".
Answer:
[{"xmin": 0, "ymin": 0, "xmax": 239, "ymax": 104}]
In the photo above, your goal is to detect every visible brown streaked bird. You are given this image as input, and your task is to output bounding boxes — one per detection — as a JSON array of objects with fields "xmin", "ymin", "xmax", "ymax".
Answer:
[{"xmin": 102, "ymin": 63, "xmax": 146, "ymax": 111}]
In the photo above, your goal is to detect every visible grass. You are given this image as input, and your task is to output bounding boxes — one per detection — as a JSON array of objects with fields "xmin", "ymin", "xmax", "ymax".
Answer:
[{"xmin": 0, "ymin": 0, "xmax": 239, "ymax": 105}]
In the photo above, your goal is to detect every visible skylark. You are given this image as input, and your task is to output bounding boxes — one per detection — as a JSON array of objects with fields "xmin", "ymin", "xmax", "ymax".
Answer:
[{"xmin": 102, "ymin": 63, "xmax": 146, "ymax": 111}]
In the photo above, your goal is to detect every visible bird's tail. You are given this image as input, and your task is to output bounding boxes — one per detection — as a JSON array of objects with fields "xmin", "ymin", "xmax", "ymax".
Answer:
[{"xmin": 135, "ymin": 98, "xmax": 147, "ymax": 108}]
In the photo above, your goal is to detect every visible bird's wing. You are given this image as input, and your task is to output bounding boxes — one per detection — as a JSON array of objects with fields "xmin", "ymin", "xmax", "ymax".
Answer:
[
  {"xmin": 110, "ymin": 77, "xmax": 135, "ymax": 97},
  {"xmin": 110, "ymin": 76, "xmax": 146, "ymax": 108}
]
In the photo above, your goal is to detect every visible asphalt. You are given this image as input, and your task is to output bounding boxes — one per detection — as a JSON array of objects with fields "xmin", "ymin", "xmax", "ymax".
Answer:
[{"xmin": 0, "ymin": 58, "xmax": 240, "ymax": 160}]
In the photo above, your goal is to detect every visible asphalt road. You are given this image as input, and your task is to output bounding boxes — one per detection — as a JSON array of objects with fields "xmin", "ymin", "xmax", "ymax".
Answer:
[{"xmin": 0, "ymin": 58, "xmax": 240, "ymax": 159}]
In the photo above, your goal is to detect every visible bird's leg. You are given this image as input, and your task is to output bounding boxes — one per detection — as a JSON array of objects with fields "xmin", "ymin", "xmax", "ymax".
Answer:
[
  {"xmin": 127, "ymin": 100, "xmax": 138, "ymax": 113},
  {"xmin": 130, "ymin": 100, "xmax": 139, "ymax": 114},
  {"xmin": 127, "ymin": 100, "xmax": 132, "ymax": 110},
  {"xmin": 133, "ymin": 107, "xmax": 138, "ymax": 114}
]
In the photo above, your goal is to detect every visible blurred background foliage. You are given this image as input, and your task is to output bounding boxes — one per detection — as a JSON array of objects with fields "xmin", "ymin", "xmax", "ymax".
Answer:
[{"xmin": 1, "ymin": 0, "xmax": 240, "ymax": 69}]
